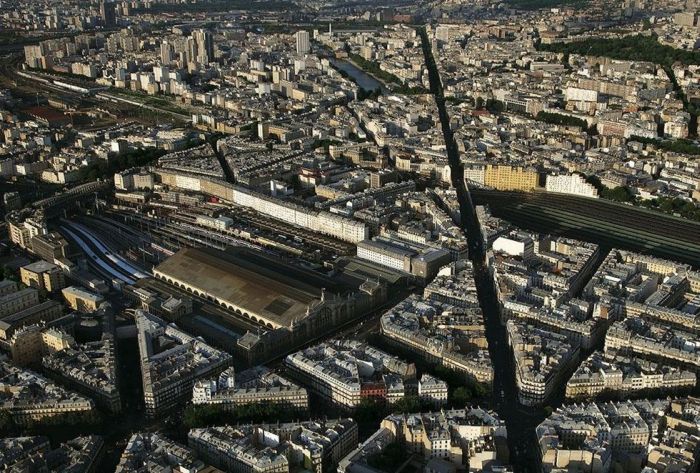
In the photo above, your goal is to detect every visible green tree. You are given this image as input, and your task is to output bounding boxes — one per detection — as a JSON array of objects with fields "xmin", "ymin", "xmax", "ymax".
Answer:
[
  {"xmin": 450, "ymin": 386, "xmax": 472, "ymax": 406},
  {"xmin": 601, "ymin": 186, "xmax": 634, "ymax": 203},
  {"xmin": 2, "ymin": 266, "xmax": 17, "ymax": 281},
  {"xmin": 366, "ymin": 442, "xmax": 407, "ymax": 473},
  {"xmin": 659, "ymin": 199, "xmax": 675, "ymax": 213},
  {"xmin": 537, "ymin": 34, "xmax": 700, "ymax": 67},
  {"xmin": 390, "ymin": 395, "xmax": 422, "ymax": 414},
  {"xmin": 354, "ymin": 398, "xmax": 387, "ymax": 424},
  {"xmin": 536, "ymin": 111, "xmax": 588, "ymax": 129},
  {"xmin": 0, "ymin": 409, "xmax": 15, "ymax": 435},
  {"xmin": 486, "ymin": 99, "xmax": 505, "ymax": 114},
  {"xmin": 470, "ymin": 382, "xmax": 490, "ymax": 398}
]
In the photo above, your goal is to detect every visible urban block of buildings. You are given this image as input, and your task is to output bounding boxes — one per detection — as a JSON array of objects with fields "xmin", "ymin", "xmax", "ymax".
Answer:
[
  {"xmin": 42, "ymin": 334, "xmax": 121, "ymax": 413},
  {"xmin": 116, "ymin": 432, "xmax": 209, "ymax": 473},
  {"xmin": 565, "ymin": 349, "xmax": 696, "ymax": 400},
  {"xmin": 0, "ymin": 357, "xmax": 95, "ymax": 427},
  {"xmin": 284, "ymin": 339, "xmax": 418, "ymax": 408},
  {"xmin": 135, "ymin": 310, "xmax": 232, "ymax": 417},
  {"xmin": 380, "ymin": 262, "xmax": 494, "ymax": 386},
  {"xmin": 0, "ymin": 435, "xmax": 104, "ymax": 472},
  {"xmin": 507, "ymin": 321, "xmax": 580, "ymax": 407},
  {"xmin": 192, "ymin": 366, "xmax": 309, "ymax": 412},
  {"xmin": 339, "ymin": 408, "xmax": 510, "ymax": 473},
  {"xmin": 188, "ymin": 418, "xmax": 358, "ymax": 473},
  {"xmin": 537, "ymin": 397, "xmax": 700, "ymax": 473},
  {"xmin": 493, "ymin": 233, "xmax": 605, "ymax": 350}
]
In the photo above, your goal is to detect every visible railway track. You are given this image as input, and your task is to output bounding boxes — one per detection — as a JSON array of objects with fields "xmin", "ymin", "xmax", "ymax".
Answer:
[{"xmin": 473, "ymin": 190, "xmax": 700, "ymax": 266}]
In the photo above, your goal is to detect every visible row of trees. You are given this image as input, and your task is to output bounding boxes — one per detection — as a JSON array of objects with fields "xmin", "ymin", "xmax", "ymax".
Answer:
[
  {"xmin": 393, "ymin": 84, "xmax": 429, "ymax": 95},
  {"xmin": 535, "ymin": 111, "xmax": 588, "ymax": 129},
  {"xmin": 640, "ymin": 196, "xmax": 700, "ymax": 221},
  {"xmin": 329, "ymin": 61, "xmax": 381, "ymax": 101},
  {"xmin": 182, "ymin": 402, "xmax": 302, "ymax": 429},
  {"xmin": 538, "ymin": 34, "xmax": 700, "ymax": 67},
  {"xmin": 349, "ymin": 53, "xmax": 403, "ymax": 85},
  {"xmin": 476, "ymin": 99, "xmax": 592, "ymax": 132},
  {"xmin": 0, "ymin": 265, "xmax": 17, "ymax": 282},
  {"xmin": 365, "ymin": 334, "xmax": 491, "ymax": 406},
  {"xmin": 353, "ymin": 396, "xmax": 438, "ymax": 425},
  {"xmin": 663, "ymin": 67, "xmax": 699, "ymax": 134},
  {"xmin": 630, "ymin": 135, "xmax": 700, "ymax": 156}
]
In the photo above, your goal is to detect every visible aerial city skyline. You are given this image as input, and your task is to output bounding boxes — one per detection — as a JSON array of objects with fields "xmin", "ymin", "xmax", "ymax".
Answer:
[{"xmin": 0, "ymin": 0, "xmax": 699, "ymax": 471}]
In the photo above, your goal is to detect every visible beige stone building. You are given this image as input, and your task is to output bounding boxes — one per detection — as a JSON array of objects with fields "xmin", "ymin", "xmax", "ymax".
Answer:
[
  {"xmin": 20, "ymin": 261, "xmax": 66, "ymax": 293},
  {"xmin": 62, "ymin": 286, "xmax": 104, "ymax": 312},
  {"xmin": 10, "ymin": 325, "xmax": 75, "ymax": 366},
  {"xmin": 0, "ymin": 288, "xmax": 40, "ymax": 318},
  {"xmin": 484, "ymin": 165, "xmax": 541, "ymax": 192}
]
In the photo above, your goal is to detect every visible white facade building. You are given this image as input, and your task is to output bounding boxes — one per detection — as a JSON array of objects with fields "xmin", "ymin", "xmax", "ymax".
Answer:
[
  {"xmin": 295, "ymin": 31, "xmax": 310, "ymax": 55},
  {"xmin": 545, "ymin": 174, "xmax": 599, "ymax": 198},
  {"xmin": 492, "ymin": 233, "xmax": 535, "ymax": 259}
]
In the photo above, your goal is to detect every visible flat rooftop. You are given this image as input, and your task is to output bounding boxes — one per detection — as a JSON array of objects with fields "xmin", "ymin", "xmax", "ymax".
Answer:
[
  {"xmin": 154, "ymin": 247, "xmax": 341, "ymax": 329},
  {"xmin": 335, "ymin": 257, "xmax": 407, "ymax": 286},
  {"xmin": 22, "ymin": 260, "xmax": 59, "ymax": 273}
]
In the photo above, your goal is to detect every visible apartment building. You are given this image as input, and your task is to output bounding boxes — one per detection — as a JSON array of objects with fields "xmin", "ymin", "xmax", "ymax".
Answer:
[
  {"xmin": 189, "ymin": 419, "xmax": 358, "ymax": 473},
  {"xmin": 192, "ymin": 366, "xmax": 308, "ymax": 412},
  {"xmin": 0, "ymin": 288, "xmax": 40, "ymax": 318},
  {"xmin": 0, "ymin": 360, "xmax": 95, "ymax": 427},
  {"xmin": 62, "ymin": 286, "xmax": 104, "ymax": 312},
  {"xmin": 136, "ymin": 310, "xmax": 232, "ymax": 417},
  {"xmin": 20, "ymin": 260, "xmax": 66, "ymax": 293},
  {"xmin": 285, "ymin": 339, "xmax": 416, "ymax": 408}
]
